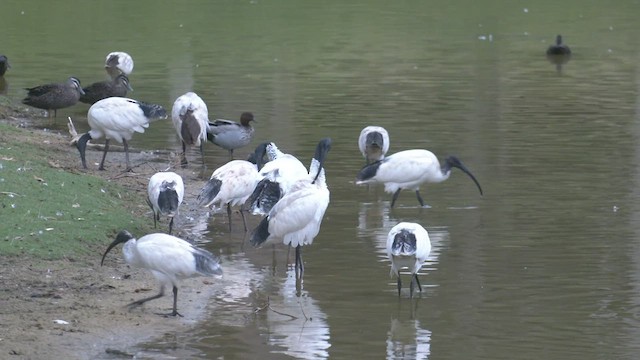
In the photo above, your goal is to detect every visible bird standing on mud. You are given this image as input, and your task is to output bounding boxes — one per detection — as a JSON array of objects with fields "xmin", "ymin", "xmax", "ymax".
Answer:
[
  {"xmin": 22, "ymin": 77, "xmax": 85, "ymax": 117},
  {"xmin": 101, "ymin": 230, "xmax": 223, "ymax": 317},
  {"xmin": 171, "ymin": 92, "xmax": 209, "ymax": 167},
  {"xmin": 76, "ymin": 97, "xmax": 167, "ymax": 171},
  {"xmin": 147, "ymin": 171, "xmax": 184, "ymax": 234}
]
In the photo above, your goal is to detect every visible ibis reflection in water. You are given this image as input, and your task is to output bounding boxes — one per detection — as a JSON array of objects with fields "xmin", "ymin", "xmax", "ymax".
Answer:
[
  {"xmin": 100, "ymin": 230, "xmax": 223, "ymax": 317},
  {"xmin": 356, "ymin": 149, "xmax": 483, "ymax": 208}
]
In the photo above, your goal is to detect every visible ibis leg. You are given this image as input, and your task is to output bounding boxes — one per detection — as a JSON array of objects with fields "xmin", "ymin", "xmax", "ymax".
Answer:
[
  {"xmin": 228, "ymin": 149, "xmax": 234, "ymax": 161},
  {"xmin": 239, "ymin": 205, "xmax": 248, "ymax": 232},
  {"xmin": 156, "ymin": 286, "xmax": 183, "ymax": 317},
  {"xmin": 390, "ymin": 189, "xmax": 402, "ymax": 208},
  {"xmin": 295, "ymin": 245, "xmax": 304, "ymax": 278},
  {"xmin": 98, "ymin": 139, "xmax": 110, "ymax": 170},
  {"xmin": 181, "ymin": 141, "xmax": 188, "ymax": 168},
  {"xmin": 410, "ymin": 276, "xmax": 415, "ymax": 298},
  {"xmin": 168, "ymin": 217, "xmax": 174, "ymax": 235},
  {"xmin": 226, "ymin": 203, "xmax": 233, "ymax": 232},
  {"xmin": 414, "ymin": 273, "xmax": 423, "ymax": 293},
  {"xmin": 128, "ymin": 285, "xmax": 165, "ymax": 308},
  {"xmin": 199, "ymin": 142, "xmax": 205, "ymax": 168},
  {"xmin": 123, "ymin": 139, "xmax": 131, "ymax": 171},
  {"xmin": 397, "ymin": 276, "xmax": 402, "ymax": 297},
  {"xmin": 415, "ymin": 190, "xmax": 425, "ymax": 207}
]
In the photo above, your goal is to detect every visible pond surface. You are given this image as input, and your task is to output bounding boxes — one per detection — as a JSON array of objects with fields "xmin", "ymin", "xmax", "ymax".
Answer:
[{"xmin": 4, "ymin": 0, "xmax": 640, "ymax": 359}]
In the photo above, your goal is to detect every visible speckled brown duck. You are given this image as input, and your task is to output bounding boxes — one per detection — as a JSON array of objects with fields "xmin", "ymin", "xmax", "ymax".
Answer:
[
  {"xmin": 22, "ymin": 77, "xmax": 85, "ymax": 117},
  {"xmin": 79, "ymin": 74, "xmax": 133, "ymax": 105}
]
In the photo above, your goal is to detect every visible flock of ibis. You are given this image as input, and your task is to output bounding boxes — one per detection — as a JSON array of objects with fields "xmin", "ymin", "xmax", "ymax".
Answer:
[{"xmin": 10, "ymin": 49, "xmax": 488, "ymax": 315}]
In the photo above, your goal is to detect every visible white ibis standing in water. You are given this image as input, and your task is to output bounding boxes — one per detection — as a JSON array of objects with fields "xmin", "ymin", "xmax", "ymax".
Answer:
[
  {"xmin": 101, "ymin": 230, "xmax": 222, "ymax": 317},
  {"xmin": 386, "ymin": 222, "xmax": 431, "ymax": 298},
  {"xmin": 245, "ymin": 142, "xmax": 309, "ymax": 216},
  {"xmin": 358, "ymin": 126, "xmax": 390, "ymax": 164},
  {"xmin": 355, "ymin": 149, "xmax": 483, "ymax": 208},
  {"xmin": 171, "ymin": 92, "xmax": 209, "ymax": 167},
  {"xmin": 105, "ymin": 51, "xmax": 134, "ymax": 79},
  {"xmin": 76, "ymin": 97, "xmax": 167, "ymax": 171},
  {"xmin": 250, "ymin": 138, "xmax": 332, "ymax": 278},
  {"xmin": 207, "ymin": 112, "xmax": 255, "ymax": 160},
  {"xmin": 147, "ymin": 171, "xmax": 184, "ymax": 234},
  {"xmin": 198, "ymin": 145, "xmax": 265, "ymax": 231}
]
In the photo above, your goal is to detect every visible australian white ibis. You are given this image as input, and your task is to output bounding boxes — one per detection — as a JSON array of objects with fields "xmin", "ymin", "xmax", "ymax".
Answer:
[
  {"xmin": 207, "ymin": 112, "xmax": 255, "ymax": 160},
  {"xmin": 197, "ymin": 154, "xmax": 263, "ymax": 232},
  {"xmin": 147, "ymin": 171, "xmax": 184, "ymax": 234},
  {"xmin": 245, "ymin": 142, "xmax": 309, "ymax": 216},
  {"xmin": 76, "ymin": 97, "xmax": 167, "ymax": 171},
  {"xmin": 387, "ymin": 222, "xmax": 431, "ymax": 298},
  {"xmin": 101, "ymin": 230, "xmax": 222, "ymax": 317},
  {"xmin": 171, "ymin": 92, "xmax": 209, "ymax": 167},
  {"xmin": 105, "ymin": 52, "xmax": 134, "ymax": 79},
  {"xmin": 358, "ymin": 126, "xmax": 389, "ymax": 164},
  {"xmin": 356, "ymin": 149, "xmax": 483, "ymax": 208},
  {"xmin": 250, "ymin": 138, "xmax": 332, "ymax": 278}
]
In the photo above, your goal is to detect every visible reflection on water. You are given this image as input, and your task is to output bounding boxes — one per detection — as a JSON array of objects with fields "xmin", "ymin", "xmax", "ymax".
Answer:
[
  {"xmin": 386, "ymin": 317, "xmax": 432, "ymax": 360},
  {"xmin": 259, "ymin": 270, "xmax": 331, "ymax": 359}
]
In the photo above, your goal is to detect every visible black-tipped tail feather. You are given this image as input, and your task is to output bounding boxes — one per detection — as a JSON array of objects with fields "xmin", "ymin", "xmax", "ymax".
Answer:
[
  {"xmin": 198, "ymin": 178, "xmax": 222, "ymax": 207},
  {"xmin": 391, "ymin": 229, "xmax": 417, "ymax": 256},
  {"xmin": 158, "ymin": 188, "xmax": 179, "ymax": 215},
  {"xmin": 137, "ymin": 100, "xmax": 167, "ymax": 120},
  {"xmin": 249, "ymin": 217, "xmax": 271, "ymax": 247},
  {"xmin": 193, "ymin": 248, "xmax": 223, "ymax": 275},
  {"xmin": 356, "ymin": 160, "xmax": 382, "ymax": 182},
  {"xmin": 245, "ymin": 178, "xmax": 281, "ymax": 215}
]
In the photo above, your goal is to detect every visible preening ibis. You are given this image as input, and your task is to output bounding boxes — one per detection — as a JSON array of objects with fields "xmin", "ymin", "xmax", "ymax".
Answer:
[
  {"xmin": 198, "ymin": 158, "xmax": 262, "ymax": 232},
  {"xmin": 76, "ymin": 97, "xmax": 167, "ymax": 171},
  {"xmin": 101, "ymin": 230, "xmax": 223, "ymax": 317},
  {"xmin": 22, "ymin": 77, "xmax": 85, "ymax": 117},
  {"xmin": 171, "ymin": 92, "xmax": 209, "ymax": 167},
  {"xmin": 79, "ymin": 74, "xmax": 133, "ymax": 105},
  {"xmin": 358, "ymin": 126, "xmax": 390, "ymax": 164},
  {"xmin": 207, "ymin": 112, "xmax": 255, "ymax": 160},
  {"xmin": 245, "ymin": 142, "xmax": 309, "ymax": 216},
  {"xmin": 387, "ymin": 222, "xmax": 431, "ymax": 298},
  {"xmin": 250, "ymin": 138, "xmax": 332, "ymax": 278},
  {"xmin": 147, "ymin": 171, "xmax": 184, "ymax": 234},
  {"xmin": 356, "ymin": 149, "xmax": 483, "ymax": 208},
  {"xmin": 105, "ymin": 52, "xmax": 134, "ymax": 79}
]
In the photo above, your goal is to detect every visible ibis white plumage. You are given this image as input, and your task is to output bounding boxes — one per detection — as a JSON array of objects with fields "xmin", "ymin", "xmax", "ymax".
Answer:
[
  {"xmin": 100, "ymin": 230, "xmax": 223, "ymax": 317},
  {"xmin": 358, "ymin": 126, "xmax": 389, "ymax": 164},
  {"xmin": 171, "ymin": 92, "xmax": 209, "ymax": 167},
  {"xmin": 386, "ymin": 222, "xmax": 431, "ymax": 298},
  {"xmin": 76, "ymin": 97, "xmax": 167, "ymax": 171},
  {"xmin": 207, "ymin": 112, "xmax": 255, "ymax": 160},
  {"xmin": 105, "ymin": 51, "xmax": 134, "ymax": 79},
  {"xmin": 250, "ymin": 138, "xmax": 332, "ymax": 278},
  {"xmin": 147, "ymin": 172, "xmax": 184, "ymax": 234},
  {"xmin": 198, "ymin": 158, "xmax": 261, "ymax": 232},
  {"xmin": 246, "ymin": 142, "xmax": 309, "ymax": 216},
  {"xmin": 356, "ymin": 149, "xmax": 483, "ymax": 208}
]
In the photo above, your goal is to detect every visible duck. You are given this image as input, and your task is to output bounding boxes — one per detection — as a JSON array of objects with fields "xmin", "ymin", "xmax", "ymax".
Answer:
[
  {"xmin": 79, "ymin": 74, "xmax": 133, "ymax": 105},
  {"xmin": 207, "ymin": 112, "xmax": 255, "ymax": 160},
  {"xmin": 22, "ymin": 77, "xmax": 85, "ymax": 117},
  {"xmin": 0, "ymin": 55, "xmax": 10, "ymax": 76},
  {"xmin": 105, "ymin": 52, "xmax": 134, "ymax": 79},
  {"xmin": 546, "ymin": 35, "xmax": 571, "ymax": 56}
]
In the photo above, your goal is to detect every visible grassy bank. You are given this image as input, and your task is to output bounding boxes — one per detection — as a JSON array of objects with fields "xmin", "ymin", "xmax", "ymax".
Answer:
[{"xmin": 0, "ymin": 122, "xmax": 152, "ymax": 261}]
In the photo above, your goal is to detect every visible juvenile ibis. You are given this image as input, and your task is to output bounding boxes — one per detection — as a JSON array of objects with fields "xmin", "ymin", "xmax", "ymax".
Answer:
[
  {"xmin": 76, "ymin": 97, "xmax": 167, "ymax": 171},
  {"xmin": 356, "ymin": 149, "xmax": 483, "ymax": 208},
  {"xmin": 171, "ymin": 92, "xmax": 209, "ymax": 167},
  {"xmin": 105, "ymin": 52, "xmax": 134, "ymax": 79},
  {"xmin": 101, "ymin": 230, "xmax": 223, "ymax": 317},
  {"xmin": 358, "ymin": 126, "xmax": 389, "ymax": 164},
  {"xmin": 147, "ymin": 171, "xmax": 184, "ymax": 234},
  {"xmin": 387, "ymin": 222, "xmax": 431, "ymax": 298},
  {"xmin": 250, "ymin": 138, "xmax": 332, "ymax": 278},
  {"xmin": 207, "ymin": 112, "xmax": 255, "ymax": 160},
  {"xmin": 22, "ymin": 77, "xmax": 85, "ymax": 117}
]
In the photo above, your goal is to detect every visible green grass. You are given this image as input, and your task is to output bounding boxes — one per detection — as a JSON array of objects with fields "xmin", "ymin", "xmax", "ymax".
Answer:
[{"xmin": 0, "ymin": 124, "xmax": 152, "ymax": 261}]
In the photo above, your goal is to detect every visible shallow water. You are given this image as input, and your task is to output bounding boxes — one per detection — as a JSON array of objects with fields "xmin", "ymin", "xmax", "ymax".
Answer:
[{"xmin": 4, "ymin": 0, "xmax": 640, "ymax": 359}]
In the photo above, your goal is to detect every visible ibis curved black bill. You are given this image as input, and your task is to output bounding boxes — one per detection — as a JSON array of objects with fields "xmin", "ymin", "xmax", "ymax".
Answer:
[
  {"xmin": 311, "ymin": 137, "xmax": 332, "ymax": 184},
  {"xmin": 101, "ymin": 230, "xmax": 134, "ymax": 266},
  {"xmin": 445, "ymin": 156, "xmax": 483, "ymax": 196}
]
